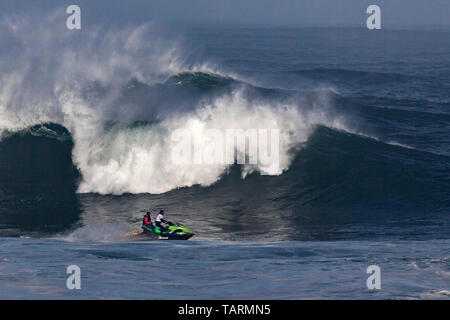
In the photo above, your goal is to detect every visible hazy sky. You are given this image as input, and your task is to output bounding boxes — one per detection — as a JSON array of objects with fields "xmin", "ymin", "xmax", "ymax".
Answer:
[{"xmin": 1, "ymin": 0, "xmax": 450, "ymax": 28}]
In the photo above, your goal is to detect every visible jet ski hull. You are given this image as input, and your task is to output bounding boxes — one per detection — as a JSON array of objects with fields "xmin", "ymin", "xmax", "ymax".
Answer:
[
  {"xmin": 159, "ymin": 233, "xmax": 194, "ymax": 240},
  {"xmin": 123, "ymin": 222, "xmax": 195, "ymax": 241}
]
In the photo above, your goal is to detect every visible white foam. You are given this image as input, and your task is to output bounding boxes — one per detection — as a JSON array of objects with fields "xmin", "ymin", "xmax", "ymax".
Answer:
[
  {"xmin": 76, "ymin": 89, "xmax": 322, "ymax": 194},
  {"xmin": 421, "ymin": 289, "xmax": 450, "ymax": 299}
]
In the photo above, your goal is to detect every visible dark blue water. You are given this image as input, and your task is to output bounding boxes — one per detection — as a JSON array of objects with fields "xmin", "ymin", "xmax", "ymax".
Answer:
[{"xmin": 0, "ymin": 20, "xmax": 449, "ymax": 298}]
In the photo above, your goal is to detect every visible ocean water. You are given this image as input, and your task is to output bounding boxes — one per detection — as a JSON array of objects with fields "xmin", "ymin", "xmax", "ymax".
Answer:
[
  {"xmin": 0, "ymin": 14, "xmax": 449, "ymax": 299},
  {"xmin": 1, "ymin": 238, "xmax": 449, "ymax": 299}
]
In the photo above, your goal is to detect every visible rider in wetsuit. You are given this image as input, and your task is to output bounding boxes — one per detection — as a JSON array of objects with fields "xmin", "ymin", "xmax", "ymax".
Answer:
[{"xmin": 142, "ymin": 211, "xmax": 154, "ymax": 233}]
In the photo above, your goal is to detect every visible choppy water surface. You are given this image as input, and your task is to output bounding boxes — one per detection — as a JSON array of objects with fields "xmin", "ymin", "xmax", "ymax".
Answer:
[{"xmin": 0, "ymin": 238, "xmax": 449, "ymax": 299}]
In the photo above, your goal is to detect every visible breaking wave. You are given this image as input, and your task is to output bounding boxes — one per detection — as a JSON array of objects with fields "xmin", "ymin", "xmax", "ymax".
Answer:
[{"xmin": 0, "ymin": 10, "xmax": 352, "ymax": 195}]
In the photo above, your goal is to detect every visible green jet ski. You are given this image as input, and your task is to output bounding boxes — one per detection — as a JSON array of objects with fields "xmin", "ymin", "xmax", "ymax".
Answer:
[
  {"xmin": 153, "ymin": 221, "xmax": 195, "ymax": 240},
  {"xmin": 124, "ymin": 221, "xmax": 195, "ymax": 240}
]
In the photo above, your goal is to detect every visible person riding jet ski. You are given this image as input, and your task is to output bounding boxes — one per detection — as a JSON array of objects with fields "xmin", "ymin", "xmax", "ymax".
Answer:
[
  {"xmin": 142, "ymin": 211, "xmax": 154, "ymax": 233},
  {"xmin": 155, "ymin": 210, "xmax": 172, "ymax": 234},
  {"xmin": 130, "ymin": 209, "xmax": 193, "ymax": 240}
]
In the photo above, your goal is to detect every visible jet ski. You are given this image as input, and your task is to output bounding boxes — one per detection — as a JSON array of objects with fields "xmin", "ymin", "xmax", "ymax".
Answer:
[{"xmin": 123, "ymin": 221, "xmax": 195, "ymax": 240}]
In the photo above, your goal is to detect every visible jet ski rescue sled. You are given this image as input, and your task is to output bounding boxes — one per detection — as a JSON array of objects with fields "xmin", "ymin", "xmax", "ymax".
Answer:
[{"xmin": 123, "ymin": 222, "xmax": 195, "ymax": 240}]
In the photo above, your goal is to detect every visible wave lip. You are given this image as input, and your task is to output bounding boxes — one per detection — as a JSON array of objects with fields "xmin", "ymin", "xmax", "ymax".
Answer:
[{"xmin": 165, "ymin": 71, "xmax": 236, "ymax": 90}]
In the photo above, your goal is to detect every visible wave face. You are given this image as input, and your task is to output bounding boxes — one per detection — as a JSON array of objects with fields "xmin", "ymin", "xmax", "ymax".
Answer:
[
  {"xmin": 0, "ymin": 124, "xmax": 80, "ymax": 235},
  {"xmin": 0, "ymin": 13, "xmax": 449, "ymax": 238}
]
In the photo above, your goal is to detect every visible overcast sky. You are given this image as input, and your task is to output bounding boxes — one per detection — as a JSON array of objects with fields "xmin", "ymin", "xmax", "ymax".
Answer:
[{"xmin": 1, "ymin": 0, "xmax": 450, "ymax": 28}]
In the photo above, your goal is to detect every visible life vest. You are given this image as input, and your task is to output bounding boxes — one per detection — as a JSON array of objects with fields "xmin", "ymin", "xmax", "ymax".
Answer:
[{"xmin": 143, "ymin": 215, "xmax": 152, "ymax": 225}]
